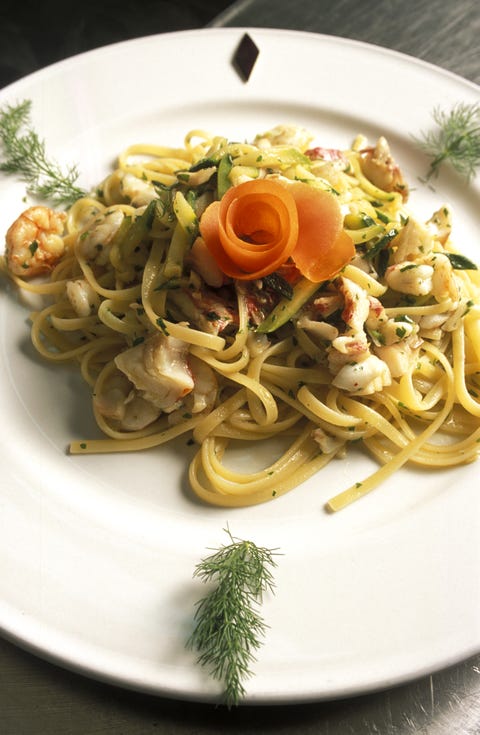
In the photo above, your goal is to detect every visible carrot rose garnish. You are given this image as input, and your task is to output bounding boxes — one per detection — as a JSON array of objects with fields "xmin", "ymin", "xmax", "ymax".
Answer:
[{"xmin": 199, "ymin": 178, "xmax": 354, "ymax": 283}]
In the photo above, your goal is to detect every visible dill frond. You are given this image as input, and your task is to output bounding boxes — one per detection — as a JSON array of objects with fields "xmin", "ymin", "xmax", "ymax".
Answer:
[
  {"xmin": 0, "ymin": 99, "xmax": 87, "ymax": 206},
  {"xmin": 187, "ymin": 527, "xmax": 279, "ymax": 707},
  {"xmin": 414, "ymin": 102, "xmax": 480, "ymax": 182}
]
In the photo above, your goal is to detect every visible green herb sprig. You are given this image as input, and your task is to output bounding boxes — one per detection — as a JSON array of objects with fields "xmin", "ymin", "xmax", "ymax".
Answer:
[
  {"xmin": 0, "ymin": 99, "xmax": 87, "ymax": 206},
  {"xmin": 414, "ymin": 102, "xmax": 480, "ymax": 182},
  {"xmin": 187, "ymin": 528, "xmax": 279, "ymax": 707}
]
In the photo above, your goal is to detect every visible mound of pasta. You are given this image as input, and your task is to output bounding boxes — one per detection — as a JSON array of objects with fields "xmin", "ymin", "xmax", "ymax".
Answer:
[{"xmin": 3, "ymin": 124, "xmax": 480, "ymax": 511}]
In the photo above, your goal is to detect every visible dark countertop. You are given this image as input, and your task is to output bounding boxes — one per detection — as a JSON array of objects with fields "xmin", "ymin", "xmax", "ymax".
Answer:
[
  {"xmin": 211, "ymin": 0, "xmax": 480, "ymax": 85},
  {"xmin": 1, "ymin": 1, "xmax": 479, "ymax": 733},
  {"xmin": 0, "ymin": 0, "xmax": 232, "ymax": 89}
]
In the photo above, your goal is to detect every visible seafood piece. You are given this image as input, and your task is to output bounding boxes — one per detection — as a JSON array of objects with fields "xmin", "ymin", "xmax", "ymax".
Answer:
[
  {"xmin": 120, "ymin": 172, "xmax": 158, "ymax": 207},
  {"xmin": 241, "ymin": 281, "xmax": 281, "ymax": 328},
  {"xmin": 305, "ymin": 292, "xmax": 343, "ymax": 320},
  {"xmin": 254, "ymin": 124, "xmax": 314, "ymax": 151},
  {"xmin": 417, "ymin": 312, "xmax": 449, "ymax": 332},
  {"xmin": 181, "ymin": 356, "xmax": 217, "ymax": 415},
  {"xmin": 429, "ymin": 252, "xmax": 459, "ymax": 302},
  {"xmin": 76, "ymin": 208, "xmax": 124, "ymax": 265},
  {"xmin": 187, "ymin": 236, "xmax": 226, "ymax": 288},
  {"xmin": 5, "ymin": 205, "xmax": 66, "ymax": 277},
  {"xmin": 168, "ymin": 285, "xmax": 238, "ymax": 336},
  {"xmin": 296, "ymin": 314, "xmax": 339, "ymax": 342},
  {"xmin": 93, "ymin": 371, "xmax": 161, "ymax": 431},
  {"xmin": 120, "ymin": 395, "xmax": 163, "ymax": 430},
  {"xmin": 176, "ymin": 166, "xmax": 217, "ymax": 187},
  {"xmin": 443, "ymin": 297, "xmax": 474, "ymax": 332},
  {"xmin": 339, "ymin": 277, "xmax": 371, "ymax": 333},
  {"xmin": 66, "ymin": 279, "xmax": 101, "ymax": 317},
  {"xmin": 328, "ymin": 335, "xmax": 370, "ymax": 373},
  {"xmin": 366, "ymin": 296, "xmax": 418, "ymax": 347},
  {"xmin": 327, "ymin": 277, "xmax": 371, "ymax": 372},
  {"xmin": 391, "ymin": 217, "xmax": 434, "ymax": 263},
  {"xmin": 374, "ymin": 336, "xmax": 421, "ymax": 378},
  {"xmin": 332, "ymin": 354, "xmax": 392, "ymax": 395},
  {"xmin": 312, "ymin": 427, "xmax": 345, "ymax": 455},
  {"xmin": 96, "ymin": 344, "xmax": 218, "ymax": 430},
  {"xmin": 99, "ymin": 171, "xmax": 157, "ymax": 207},
  {"xmin": 305, "ymin": 147, "xmax": 351, "ymax": 191},
  {"xmin": 359, "ymin": 136, "xmax": 409, "ymax": 200},
  {"xmin": 115, "ymin": 333, "xmax": 194, "ymax": 413},
  {"xmin": 385, "ymin": 262, "xmax": 434, "ymax": 296},
  {"xmin": 305, "ymin": 147, "xmax": 347, "ymax": 163}
]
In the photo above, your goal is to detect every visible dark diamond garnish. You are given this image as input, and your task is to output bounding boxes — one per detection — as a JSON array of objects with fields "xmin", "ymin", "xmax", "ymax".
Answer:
[{"xmin": 232, "ymin": 33, "xmax": 259, "ymax": 82}]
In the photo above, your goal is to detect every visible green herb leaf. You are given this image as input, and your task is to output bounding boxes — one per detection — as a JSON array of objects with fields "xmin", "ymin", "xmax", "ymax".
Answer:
[
  {"xmin": 0, "ymin": 99, "xmax": 87, "ymax": 206},
  {"xmin": 414, "ymin": 103, "xmax": 480, "ymax": 182},
  {"xmin": 445, "ymin": 252, "xmax": 478, "ymax": 270},
  {"xmin": 187, "ymin": 528, "xmax": 279, "ymax": 707}
]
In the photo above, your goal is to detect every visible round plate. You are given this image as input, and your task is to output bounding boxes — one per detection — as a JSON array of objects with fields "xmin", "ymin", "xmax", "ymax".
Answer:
[{"xmin": 0, "ymin": 28, "xmax": 479, "ymax": 703}]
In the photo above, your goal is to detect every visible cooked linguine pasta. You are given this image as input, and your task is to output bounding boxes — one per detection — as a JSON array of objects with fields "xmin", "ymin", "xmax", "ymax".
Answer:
[{"xmin": 3, "ymin": 124, "xmax": 480, "ymax": 511}]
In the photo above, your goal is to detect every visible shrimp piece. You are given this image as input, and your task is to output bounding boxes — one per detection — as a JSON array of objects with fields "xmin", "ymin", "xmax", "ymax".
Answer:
[
  {"xmin": 120, "ymin": 172, "xmax": 158, "ymax": 207},
  {"xmin": 429, "ymin": 252, "xmax": 459, "ymax": 302},
  {"xmin": 328, "ymin": 336, "xmax": 370, "ymax": 375},
  {"xmin": 370, "ymin": 316, "xmax": 418, "ymax": 347},
  {"xmin": 385, "ymin": 262, "xmax": 434, "ymax": 296},
  {"xmin": 359, "ymin": 136, "xmax": 409, "ymax": 200},
  {"xmin": 366, "ymin": 297, "xmax": 418, "ymax": 347},
  {"xmin": 114, "ymin": 333, "xmax": 194, "ymax": 413},
  {"xmin": 76, "ymin": 208, "xmax": 124, "ymax": 265},
  {"xmin": 99, "ymin": 171, "xmax": 158, "ymax": 208},
  {"xmin": 332, "ymin": 354, "xmax": 391, "ymax": 395},
  {"xmin": 391, "ymin": 218, "xmax": 434, "ymax": 264},
  {"xmin": 374, "ymin": 335, "xmax": 421, "ymax": 378},
  {"xmin": 5, "ymin": 206, "xmax": 66, "ymax": 277},
  {"xmin": 66, "ymin": 279, "xmax": 101, "ymax": 317}
]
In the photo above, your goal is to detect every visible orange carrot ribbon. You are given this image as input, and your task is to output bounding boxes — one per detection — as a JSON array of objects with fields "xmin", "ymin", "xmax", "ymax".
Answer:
[{"xmin": 199, "ymin": 178, "xmax": 354, "ymax": 283}]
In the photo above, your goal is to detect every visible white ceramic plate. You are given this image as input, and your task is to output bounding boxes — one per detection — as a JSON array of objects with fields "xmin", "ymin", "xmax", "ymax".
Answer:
[{"xmin": 0, "ymin": 28, "xmax": 479, "ymax": 704}]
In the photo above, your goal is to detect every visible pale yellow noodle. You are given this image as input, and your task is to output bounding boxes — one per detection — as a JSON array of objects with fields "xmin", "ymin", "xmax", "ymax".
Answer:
[{"xmin": 3, "ymin": 126, "xmax": 479, "ymax": 513}]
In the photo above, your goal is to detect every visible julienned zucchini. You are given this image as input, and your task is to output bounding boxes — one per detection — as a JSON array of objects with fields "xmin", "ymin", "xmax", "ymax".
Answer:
[
  {"xmin": 256, "ymin": 277, "xmax": 321, "ymax": 333},
  {"xmin": 110, "ymin": 198, "xmax": 159, "ymax": 257},
  {"xmin": 217, "ymin": 154, "xmax": 233, "ymax": 198}
]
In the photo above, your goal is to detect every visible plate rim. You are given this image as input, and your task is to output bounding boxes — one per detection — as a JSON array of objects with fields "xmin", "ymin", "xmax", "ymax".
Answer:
[{"xmin": 0, "ymin": 26, "xmax": 479, "ymax": 704}]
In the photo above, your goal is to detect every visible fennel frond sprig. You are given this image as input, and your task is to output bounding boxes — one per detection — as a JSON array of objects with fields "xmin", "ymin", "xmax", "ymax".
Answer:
[
  {"xmin": 414, "ymin": 102, "xmax": 480, "ymax": 183},
  {"xmin": 0, "ymin": 99, "xmax": 87, "ymax": 207},
  {"xmin": 187, "ymin": 528, "xmax": 279, "ymax": 707}
]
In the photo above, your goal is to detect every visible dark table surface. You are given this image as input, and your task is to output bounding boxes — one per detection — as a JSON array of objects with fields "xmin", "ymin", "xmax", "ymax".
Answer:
[{"xmin": 1, "ymin": 1, "xmax": 479, "ymax": 733}]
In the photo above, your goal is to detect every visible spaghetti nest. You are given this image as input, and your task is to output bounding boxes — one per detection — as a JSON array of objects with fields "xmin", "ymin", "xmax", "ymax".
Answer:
[{"xmin": 3, "ymin": 124, "xmax": 480, "ymax": 511}]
